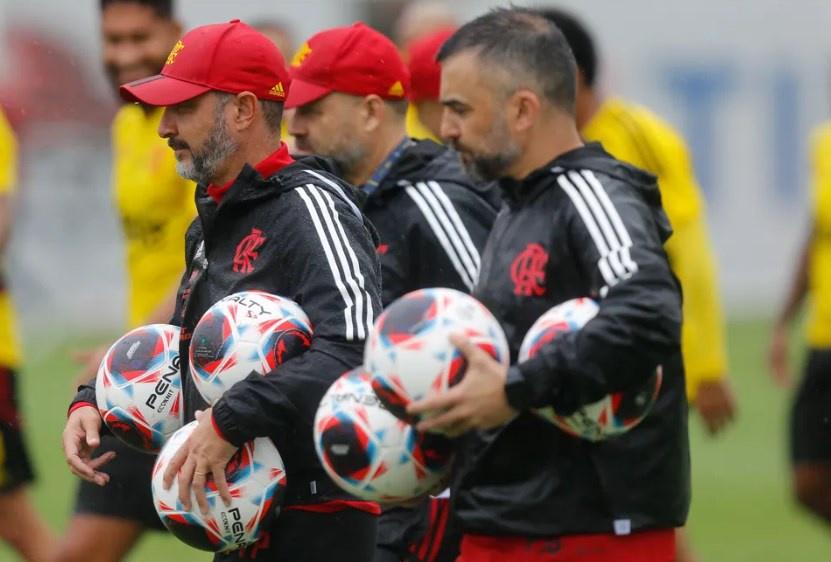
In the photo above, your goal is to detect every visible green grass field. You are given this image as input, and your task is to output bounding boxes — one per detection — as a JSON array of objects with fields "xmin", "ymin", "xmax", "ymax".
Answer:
[{"xmin": 1, "ymin": 317, "xmax": 829, "ymax": 561}]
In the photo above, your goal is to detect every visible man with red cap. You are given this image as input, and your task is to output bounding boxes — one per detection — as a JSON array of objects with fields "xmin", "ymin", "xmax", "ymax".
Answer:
[
  {"xmin": 406, "ymin": 27, "xmax": 456, "ymax": 140},
  {"xmin": 61, "ymin": 20, "xmax": 383, "ymax": 562},
  {"xmin": 286, "ymin": 22, "xmax": 500, "ymax": 562}
]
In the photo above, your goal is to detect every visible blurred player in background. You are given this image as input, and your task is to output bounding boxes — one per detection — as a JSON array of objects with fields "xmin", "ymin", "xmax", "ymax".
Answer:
[
  {"xmin": 286, "ymin": 23, "xmax": 499, "ymax": 562},
  {"xmin": 55, "ymin": 1, "xmax": 191, "ymax": 561},
  {"xmin": 768, "ymin": 122, "xmax": 831, "ymax": 524},
  {"xmin": 406, "ymin": 27, "xmax": 456, "ymax": 141},
  {"xmin": 394, "ymin": 1, "xmax": 457, "ymax": 141},
  {"xmin": 0, "ymin": 106, "xmax": 56, "ymax": 562},
  {"xmin": 538, "ymin": 9, "xmax": 736, "ymax": 559},
  {"xmin": 410, "ymin": 9, "xmax": 689, "ymax": 561}
]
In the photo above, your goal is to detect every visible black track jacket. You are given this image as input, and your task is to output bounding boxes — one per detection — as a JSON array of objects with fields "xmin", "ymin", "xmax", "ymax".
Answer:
[
  {"xmin": 454, "ymin": 142, "xmax": 690, "ymax": 537},
  {"xmin": 360, "ymin": 139, "xmax": 500, "ymax": 306},
  {"xmin": 72, "ymin": 155, "xmax": 383, "ymax": 506}
]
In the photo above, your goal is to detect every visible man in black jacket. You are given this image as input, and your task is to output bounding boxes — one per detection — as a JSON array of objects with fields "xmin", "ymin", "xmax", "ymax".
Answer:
[
  {"xmin": 61, "ymin": 20, "xmax": 383, "ymax": 562},
  {"xmin": 286, "ymin": 23, "xmax": 499, "ymax": 562},
  {"xmin": 409, "ymin": 9, "xmax": 689, "ymax": 562}
]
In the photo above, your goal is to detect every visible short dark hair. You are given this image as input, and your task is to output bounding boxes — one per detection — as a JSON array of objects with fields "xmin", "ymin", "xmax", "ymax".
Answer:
[
  {"xmin": 535, "ymin": 8, "xmax": 598, "ymax": 87},
  {"xmin": 437, "ymin": 7, "xmax": 576, "ymax": 112},
  {"xmin": 100, "ymin": 0, "xmax": 173, "ymax": 19},
  {"xmin": 260, "ymin": 100, "xmax": 285, "ymax": 134}
]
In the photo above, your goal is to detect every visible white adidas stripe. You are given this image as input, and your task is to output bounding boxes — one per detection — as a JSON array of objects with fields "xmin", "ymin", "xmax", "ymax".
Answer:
[
  {"xmin": 557, "ymin": 170, "xmax": 638, "ymax": 287},
  {"xmin": 425, "ymin": 181, "xmax": 481, "ymax": 271},
  {"xmin": 581, "ymin": 170, "xmax": 639, "ymax": 274},
  {"xmin": 405, "ymin": 184, "xmax": 476, "ymax": 291},
  {"xmin": 303, "ymin": 169, "xmax": 363, "ymax": 220},
  {"xmin": 317, "ymin": 187, "xmax": 375, "ymax": 338},
  {"xmin": 294, "ymin": 185, "xmax": 360, "ymax": 340},
  {"xmin": 415, "ymin": 181, "xmax": 480, "ymax": 285}
]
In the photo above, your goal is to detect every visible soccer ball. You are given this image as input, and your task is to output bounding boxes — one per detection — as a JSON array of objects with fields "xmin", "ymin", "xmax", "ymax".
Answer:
[
  {"xmin": 518, "ymin": 297, "xmax": 662, "ymax": 441},
  {"xmin": 151, "ymin": 421, "xmax": 287, "ymax": 552},
  {"xmin": 95, "ymin": 324, "xmax": 183, "ymax": 453},
  {"xmin": 314, "ymin": 368, "xmax": 454, "ymax": 503},
  {"xmin": 189, "ymin": 291, "xmax": 313, "ymax": 404},
  {"xmin": 365, "ymin": 288, "xmax": 509, "ymax": 425}
]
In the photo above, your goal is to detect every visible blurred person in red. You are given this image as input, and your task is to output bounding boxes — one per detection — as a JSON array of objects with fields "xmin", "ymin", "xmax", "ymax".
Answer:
[
  {"xmin": 56, "ymin": 2, "xmax": 191, "ymax": 561},
  {"xmin": 286, "ymin": 22, "xmax": 499, "ymax": 562},
  {"xmin": 394, "ymin": 1, "xmax": 457, "ymax": 141},
  {"xmin": 406, "ymin": 27, "xmax": 455, "ymax": 141},
  {"xmin": 0, "ymin": 106, "xmax": 57, "ymax": 562}
]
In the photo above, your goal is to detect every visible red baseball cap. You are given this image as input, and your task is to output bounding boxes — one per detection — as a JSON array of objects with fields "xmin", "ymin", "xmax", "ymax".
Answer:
[
  {"xmin": 285, "ymin": 22, "xmax": 410, "ymax": 110},
  {"xmin": 406, "ymin": 27, "xmax": 456, "ymax": 102},
  {"xmin": 120, "ymin": 19, "xmax": 291, "ymax": 106}
]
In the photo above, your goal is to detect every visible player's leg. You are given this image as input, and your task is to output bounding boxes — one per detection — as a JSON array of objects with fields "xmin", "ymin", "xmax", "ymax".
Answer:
[
  {"xmin": 0, "ymin": 488, "xmax": 56, "ymax": 561},
  {"xmin": 789, "ymin": 348, "xmax": 831, "ymax": 523},
  {"xmin": 215, "ymin": 508, "xmax": 378, "ymax": 562},
  {"xmin": 53, "ymin": 515, "xmax": 143, "ymax": 562},
  {"xmin": 0, "ymin": 367, "xmax": 57, "ymax": 562},
  {"xmin": 53, "ymin": 435, "xmax": 165, "ymax": 562},
  {"xmin": 674, "ymin": 528, "xmax": 699, "ymax": 562}
]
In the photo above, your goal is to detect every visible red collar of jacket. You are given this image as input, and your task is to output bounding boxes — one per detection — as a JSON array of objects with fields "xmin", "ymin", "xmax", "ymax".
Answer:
[{"xmin": 206, "ymin": 142, "xmax": 295, "ymax": 203}]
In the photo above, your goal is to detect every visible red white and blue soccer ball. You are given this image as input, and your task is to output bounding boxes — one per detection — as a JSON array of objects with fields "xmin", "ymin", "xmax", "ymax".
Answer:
[
  {"xmin": 365, "ymin": 288, "xmax": 510, "ymax": 427},
  {"xmin": 518, "ymin": 297, "xmax": 662, "ymax": 441},
  {"xmin": 95, "ymin": 323, "xmax": 183, "ymax": 453},
  {"xmin": 189, "ymin": 291, "xmax": 313, "ymax": 404},
  {"xmin": 314, "ymin": 368, "xmax": 454, "ymax": 503},
  {"xmin": 151, "ymin": 421, "xmax": 288, "ymax": 553}
]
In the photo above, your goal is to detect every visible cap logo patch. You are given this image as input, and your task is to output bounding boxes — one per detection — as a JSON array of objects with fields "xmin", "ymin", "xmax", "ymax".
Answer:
[
  {"xmin": 388, "ymin": 81, "xmax": 405, "ymax": 97},
  {"xmin": 269, "ymin": 82, "xmax": 286, "ymax": 98},
  {"xmin": 291, "ymin": 42, "xmax": 312, "ymax": 67},
  {"xmin": 166, "ymin": 40, "xmax": 185, "ymax": 65}
]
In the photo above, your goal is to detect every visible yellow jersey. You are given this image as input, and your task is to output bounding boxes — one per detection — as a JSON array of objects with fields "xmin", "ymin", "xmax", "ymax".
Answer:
[
  {"xmin": 582, "ymin": 97, "xmax": 728, "ymax": 399},
  {"xmin": 0, "ymin": 109, "xmax": 22, "ymax": 368},
  {"xmin": 112, "ymin": 104, "xmax": 195, "ymax": 327},
  {"xmin": 806, "ymin": 123, "xmax": 831, "ymax": 347},
  {"xmin": 406, "ymin": 105, "xmax": 439, "ymax": 142}
]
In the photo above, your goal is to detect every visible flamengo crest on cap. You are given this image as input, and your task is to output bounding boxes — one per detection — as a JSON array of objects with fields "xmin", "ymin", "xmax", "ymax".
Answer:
[
  {"xmin": 291, "ymin": 42, "xmax": 312, "ymax": 67},
  {"xmin": 388, "ymin": 81, "xmax": 404, "ymax": 97},
  {"xmin": 166, "ymin": 40, "xmax": 184, "ymax": 65}
]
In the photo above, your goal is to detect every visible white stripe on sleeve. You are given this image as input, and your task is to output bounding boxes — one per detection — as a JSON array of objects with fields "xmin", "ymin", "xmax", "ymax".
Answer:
[
  {"xmin": 405, "ymin": 184, "xmax": 475, "ymax": 291},
  {"xmin": 294, "ymin": 186, "xmax": 356, "ymax": 340}
]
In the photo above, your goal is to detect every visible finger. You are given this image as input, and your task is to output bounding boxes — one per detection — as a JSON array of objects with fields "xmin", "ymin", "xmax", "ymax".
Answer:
[
  {"xmin": 407, "ymin": 389, "xmax": 460, "ymax": 416},
  {"xmin": 449, "ymin": 333, "xmax": 481, "ymax": 360},
  {"xmin": 88, "ymin": 451, "xmax": 117, "ymax": 470},
  {"xmin": 178, "ymin": 458, "xmax": 196, "ymax": 510},
  {"xmin": 212, "ymin": 465, "xmax": 232, "ymax": 507},
  {"xmin": 66, "ymin": 452, "xmax": 97, "ymax": 481},
  {"xmin": 193, "ymin": 469, "xmax": 210, "ymax": 516},
  {"xmin": 81, "ymin": 416, "xmax": 101, "ymax": 449},
  {"xmin": 164, "ymin": 444, "xmax": 189, "ymax": 490},
  {"xmin": 416, "ymin": 405, "xmax": 467, "ymax": 433},
  {"xmin": 194, "ymin": 409, "xmax": 203, "ymax": 421}
]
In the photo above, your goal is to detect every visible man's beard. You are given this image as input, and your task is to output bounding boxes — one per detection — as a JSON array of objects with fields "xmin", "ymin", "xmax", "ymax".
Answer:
[
  {"xmin": 452, "ymin": 118, "xmax": 520, "ymax": 182},
  {"xmin": 174, "ymin": 106, "xmax": 239, "ymax": 186},
  {"xmin": 329, "ymin": 141, "xmax": 368, "ymax": 184}
]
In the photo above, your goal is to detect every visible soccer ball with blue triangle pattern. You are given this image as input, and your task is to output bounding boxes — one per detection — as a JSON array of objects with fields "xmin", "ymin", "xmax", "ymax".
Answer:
[
  {"xmin": 364, "ymin": 288, "xmax": 509, "ymax": 429},
  {"xmin": 314, "ymin": 368, "xmax": 453, "ymax": 503},
  {"xmin": 94, "ymin": 323, "xmax": 183, "ymax": 453},
  {"xmin": 151, "ymin": 420, "xmax": 287, "ymax": 552}
]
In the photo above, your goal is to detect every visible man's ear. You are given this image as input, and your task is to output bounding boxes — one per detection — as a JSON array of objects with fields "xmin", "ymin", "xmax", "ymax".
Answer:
[
  {"xmin": 232, "ymin": 92, "xmax": 259, "ymax": 131},
  {"xmin": 509, "ymin": 89, "xmax": 541, "ymax": 134},
  {"xmin": 360, "ymin": 94, "xmax": 386, "ymax": 134}
]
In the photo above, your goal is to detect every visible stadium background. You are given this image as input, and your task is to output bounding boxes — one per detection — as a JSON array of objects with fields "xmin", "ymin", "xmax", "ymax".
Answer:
[{"xmin": 0, "ymin": 0, "xmax": 830, "ymax": 560}]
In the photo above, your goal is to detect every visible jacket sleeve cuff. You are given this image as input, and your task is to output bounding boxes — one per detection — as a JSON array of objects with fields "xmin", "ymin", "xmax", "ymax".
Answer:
[
  {"xmin": 211, "ymin": 399, "xmax": 249, "ymax": 447},
  {"xmin": 67, "ymin": 401, "xmax": 96, "ymax": 418},
  {"xmin": 515, "ymin": 357, "xmax": 565, "ymax": 410}
]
